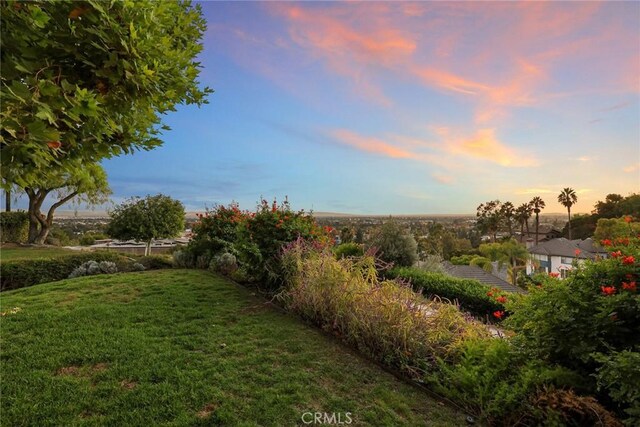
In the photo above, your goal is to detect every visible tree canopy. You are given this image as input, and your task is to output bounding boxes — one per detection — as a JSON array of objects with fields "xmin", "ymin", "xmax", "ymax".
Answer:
[
  {"xmin": 107, "ymin": 194, "xmax": 185, "ymax": 255},
  {"xmin": 1, "ymin": 0, "xmax": 212, "ymax": 187}
]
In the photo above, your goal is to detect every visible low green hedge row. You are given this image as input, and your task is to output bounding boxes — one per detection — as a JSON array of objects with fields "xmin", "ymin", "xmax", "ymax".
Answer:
[
  {"xmin": 1, "ymin": 252, "xmax": 135, "ymax": 291},
  {"xmin": 387, "ymin": 267, "xmax": 505, "ymax": 318}
]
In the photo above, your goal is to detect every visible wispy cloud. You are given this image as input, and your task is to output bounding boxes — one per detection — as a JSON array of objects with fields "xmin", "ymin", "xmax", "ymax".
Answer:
[
  {"xmin": 330, "ymin": 129, "xmax": 414, "ymax": 159},
  {"xmin": 623, "ymin": 163, "xmax": 640, "ymax": 173}
]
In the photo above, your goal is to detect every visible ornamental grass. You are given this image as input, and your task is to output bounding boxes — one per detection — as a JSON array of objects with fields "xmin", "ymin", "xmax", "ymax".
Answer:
[{"xmin": 278, "ymin": 239, "xmax": 490, "ymax": 378}]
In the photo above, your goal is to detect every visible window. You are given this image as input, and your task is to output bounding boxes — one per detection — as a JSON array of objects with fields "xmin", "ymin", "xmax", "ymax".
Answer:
[{"xmin": 560, "ymin": 257, "xmax": 574, "ymax": 264}]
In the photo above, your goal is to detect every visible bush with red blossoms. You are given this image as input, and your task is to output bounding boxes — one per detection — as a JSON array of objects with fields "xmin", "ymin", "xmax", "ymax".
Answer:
[
  {"xmin": 505, "ymin": 236, "xmax": 640, "ymax": 423},
  {"xmin": 183, "ymin": 198, "xmax": 330, "ymax": 290}
]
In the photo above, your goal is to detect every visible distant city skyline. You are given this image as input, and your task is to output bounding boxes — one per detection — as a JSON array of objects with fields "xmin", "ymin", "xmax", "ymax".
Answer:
[{"xmin": 4, "ymin": 1, "xmax": 640, "ymax": 215}]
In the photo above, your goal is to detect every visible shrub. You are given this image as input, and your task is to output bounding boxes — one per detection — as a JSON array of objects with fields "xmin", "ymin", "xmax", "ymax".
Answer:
[
  {"xmin": 79, "ymin": 232, "xmax": 109, "ymax": 246},
  {"xmin": 333, "ymin": 242, "xmax": 364, "ymax": 259},
  {"xmin": 131, "ymin": 262, "xmax": 146, "ymax": 272},
  {"xmin": 1, "ymin": 252, "xmax": 127, "ymax": 291},
  {"xmin": 45, "ymin": 227, "xmax": 73, "ymax": 246},
  {"xmin": 172, "ymin": 250, "xmax": 195, "ymax": 268},
  {"xmin": 593, "ymin": 350, "xmax": 640, "ymax": 423},
  {"xmin": 234, "ymin": 198, "xmax": 330, "ymax": 290},
  {"xmin": 387, "ymin": 267, "xmax": 509, "ymax": 319},
  {"xmin": 505, "ymin": 237, "xmax": 640, "ymax": 423},
  {"xmin": 366, "ymin": 220, "xmax": 418, "ymax": 267},
  {"xmin": 279, "ymin": 240, "xmax": 490, "ymax": 376},
  {"xmin": 0, "ymin": 211, "xmax": 28, "ymax": 243},
  {"xmin": 429, "ymin": 338, "xmax": 581, "ymax": 426},
  {"xmin": 137, "ymin": 255, "xmax": 173, "ymax": 270},
  {"xmin": 209, "ymin": 252, "xmax": 238, "ymax": 276},
  {"xmin": 68, "ymin": 260, "xmax": 118, "ymax": 278}
]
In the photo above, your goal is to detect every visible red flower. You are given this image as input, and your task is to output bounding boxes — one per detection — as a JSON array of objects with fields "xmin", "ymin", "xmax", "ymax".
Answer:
[
  {"xmin": 624, "ymin": 216, "xmax": 633, "ymax": 223},
  {"xmin": 493, "ymin": 310, "xmax": 505, "ymax": 320},
  {"xmin": 47, "ymin": 141, "xmax": 62, "ymax": 149},
  {"xmin": 549, "ymin": 272, "xmax": 559, "ymax": 278},
  {"xmin": 601, "ymin": 286, "xmax": 616, "ymax": 296},
  {"xmin": 615, "ymin": 237, "xmax": 630, "ymax": 246},
  {"xmin": 574, "ymin": 249, "xmax": 582, "ymax": 256},
  {"xmin": 601, "ymin": 239, "xmax": 612, "ymax": 247},
  {"xmin": 622, "ymin": 281, "xmax": 637, "ymax": 292},
  {"xmin": 496, "ymin": 296, "xmax": 507, "ymax": 304},
  {"xmin": 622, "ymin": 256, "xmax": 635, "ymax": 265},
  {"xmin": 611, "ymin": 251, "xmax": 622, "ymax": 258},
  {"xmin": 486, "ymin": 291, "xmax": 494, "ymax": 297}
]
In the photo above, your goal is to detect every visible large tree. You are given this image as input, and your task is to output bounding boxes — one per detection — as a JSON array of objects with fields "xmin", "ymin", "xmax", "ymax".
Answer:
[
  {"xmin": 15, "ymin": 160, "xmax": 110, "ymax": 244},
  {"xmin": 1, "ymin": 1, "xmax": 211, "ymax": 234},
  {"xmin": 500, "ymin": 201, "xmax": 515, "ymax": 238},
  {"xmin": 1, "ymin": 0, "xmax": 212, "ymax": 184},
  {"xmin": 107, "ymin": 194, "xmax": 185, "ymax": 256},
  {"xmin": 476, "ymin": 200, "xmax": 502, "ymax": 242},
  {"xmin": 557, "ymin": 187, "xmax": 578, "ymax": 240},
  {"xmin": 530, "ymin": 197, "xmax": 546, "ymax": 245}
]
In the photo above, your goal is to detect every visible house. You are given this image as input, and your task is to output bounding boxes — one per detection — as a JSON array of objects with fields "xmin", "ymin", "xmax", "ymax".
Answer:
[
  {"xmin": 526, "ymin": 237, "xmax": 607, "ymax": 278},
  {"xmin": 515, "ymin": 225, "xmax": 563, "ymax": 246},
  {"xmin": 442, "ymin": 262, "xmax": 527, "ymax": 294}
]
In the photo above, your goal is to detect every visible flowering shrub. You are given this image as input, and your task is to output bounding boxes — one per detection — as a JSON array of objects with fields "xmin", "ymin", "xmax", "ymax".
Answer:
[
  {"xmin": 185, "ymin": 198, "xmax": 329, "ymax": 290},
  {"xmin": 506, "ymin": 237, "xmax": 640, "ymax": 423},
  {"xmin": 234, "ymin": 198, "xmax": 330, "ymax": 289}
]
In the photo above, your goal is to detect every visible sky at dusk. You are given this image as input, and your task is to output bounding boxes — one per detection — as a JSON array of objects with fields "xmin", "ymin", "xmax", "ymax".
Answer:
[{"xmin": 33, "ymin": 2, "xmax": 640, "ymax": 214}]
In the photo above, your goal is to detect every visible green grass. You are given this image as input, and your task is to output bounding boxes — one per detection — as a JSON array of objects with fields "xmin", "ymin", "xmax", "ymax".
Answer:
[
  {"xmin": 0, "ymin": 270, "xmax": 465, "ymax": 426},
  {"xmin": 0, "ymin": 245, "xmax": 76, "ymax": 261}
]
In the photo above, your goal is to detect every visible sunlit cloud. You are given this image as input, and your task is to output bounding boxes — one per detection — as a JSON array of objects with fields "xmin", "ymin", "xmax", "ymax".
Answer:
[
  {"xmin": 623, "ymin": 163, "xmax": 640, "ymax": 173},
  {"xmin": 330, "ymin": 129, "xmax": 414, "ymax": 159},
  {"xmin": 432, "ymin": 173, "xmax": 454, "ymax": 185},
  {"xmin": 441, "ymin": 128, "xmax": 538, "ymax": 167}
]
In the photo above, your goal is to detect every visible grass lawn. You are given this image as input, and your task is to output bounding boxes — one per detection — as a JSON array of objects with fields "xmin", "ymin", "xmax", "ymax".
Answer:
[
  {"xmin": 0, "ymin": 244, "xmax": 76, "ymax": 262},
  {"xmin": 0, "ymin": 270, "xmax": 466, "ymax": 426}
]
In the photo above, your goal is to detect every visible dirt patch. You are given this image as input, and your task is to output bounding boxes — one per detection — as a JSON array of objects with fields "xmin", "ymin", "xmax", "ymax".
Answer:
[
  {"xmin": 196, "ymin": 403, "xmax": 217, "ymax": 419},
  {"xmin": 56, "ymin": 363, "xmax": 108, "ymax": 377},
  {"xmin": 120, "ymin": 379, "xmax": 137, "ymax": 390},
  {"xmin": 56, "ymin": 366, "xmax": 81, "ymax": 376}
]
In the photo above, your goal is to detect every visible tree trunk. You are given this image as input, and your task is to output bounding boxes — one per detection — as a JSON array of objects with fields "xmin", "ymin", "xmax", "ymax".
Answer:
[
  {"xmin": 26, "ymin": 188, "xmax": 48, "ymax": 244},
  {"xmin": 520, "ymin": 221, "xmax": 524, "ymax": 238},
  {"xmin": 25, "ymin": 188, "xmax": 76, "ymax": 245},
  {"xmin": 5, "ymin": 189, "xmax": 10, "ymax": 212},
  {"xmin": 33, "ymin": 219, "xmax": 52, "ymax": 245},
  {"xmin": 146, "ymin": 240, "xmax": 151, "ymax": 256},
  {"xmin": 535, "ymin": 212, "xmax": 540, "ymax": 245},
  {"xmin": 567, "ymin": 206, "xmax": 572, "ymax": 240},
  {"xmin": 525, "ymin": 219, "xmax": 530, "ymax": 236}
]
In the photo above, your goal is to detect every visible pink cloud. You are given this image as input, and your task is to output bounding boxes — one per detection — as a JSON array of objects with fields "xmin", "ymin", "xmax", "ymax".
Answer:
[{"xmin": 331, "ymin": 129, "xmax": 414, "ymax": 159}]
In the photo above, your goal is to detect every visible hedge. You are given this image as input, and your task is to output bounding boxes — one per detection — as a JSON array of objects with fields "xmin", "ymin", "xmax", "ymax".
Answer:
[
  {"xmin": 387, "ymin": 267, "xmax": 506, "ymax": 318},
  {"xmin": 0, "ymin": 211, "xmax": 29, "ymax": 243},
  {"xmin": 1, "ymin": 252, "xmax": 132, "ymax": 291}
]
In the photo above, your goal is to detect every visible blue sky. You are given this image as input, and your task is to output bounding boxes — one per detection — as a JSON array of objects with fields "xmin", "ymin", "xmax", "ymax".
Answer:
[{"xmin": 15, "ymin": 1, "xmax": 640, "ymax": 215}]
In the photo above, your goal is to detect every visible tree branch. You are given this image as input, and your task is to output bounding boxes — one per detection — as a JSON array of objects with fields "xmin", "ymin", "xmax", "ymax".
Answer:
[{"xmin": 47, "ymin": 191, "xmax": 78, "ymax": 223}]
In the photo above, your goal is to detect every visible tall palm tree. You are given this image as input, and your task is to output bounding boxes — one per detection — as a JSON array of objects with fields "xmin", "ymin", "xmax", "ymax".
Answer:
[
  {"xmin": 515, "ymin": 203, "xmax": 531, "ymax": 237},
  {"xmin": 530, "ymin": 196, "xmax": 546, "ymax": 245},
  {"xmin": 557, "ymin": 188, "xmax": 578, "ymax": 240}
]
